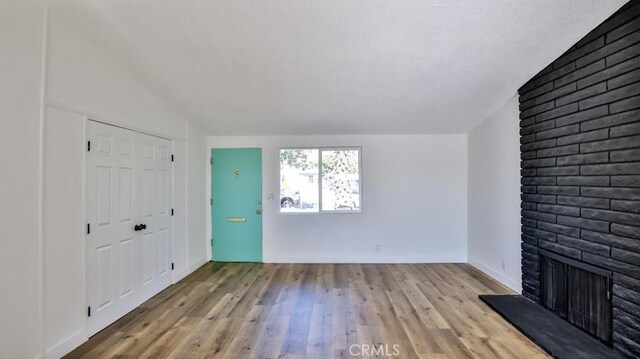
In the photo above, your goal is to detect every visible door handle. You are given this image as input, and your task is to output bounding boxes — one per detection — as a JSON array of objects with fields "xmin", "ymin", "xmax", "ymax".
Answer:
[
  {"xmin": 134, "ymin": 224, "xmax": 147, "ymax": 231},
  {"xmin": 256, "ymin": 209, "xmax": 262, "ymax": 215}
]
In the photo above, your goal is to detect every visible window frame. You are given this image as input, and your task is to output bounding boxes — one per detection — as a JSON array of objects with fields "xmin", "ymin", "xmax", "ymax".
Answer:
[{"xmin": 278, "ymin": 146, "xmax": 363, "ymax": 215}]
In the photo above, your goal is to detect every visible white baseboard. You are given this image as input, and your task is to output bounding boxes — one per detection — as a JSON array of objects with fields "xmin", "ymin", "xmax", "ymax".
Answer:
[
  {"xmin": 44, "ymin": 259, "xmax": 209, "ymax": 359},
  {"xmin": 188, "ymin": 257, "xmax": 208, "ymax": 273},
  {"xmin": 173, "ymin": 267, "xmax": 189, "ymax": 283},
  {"xmin": 45, "ymin": 330, "xmax": 87, "ymax": 359},
  {"xmin": 264, "ymin": 255, "xmax": 467, "ymax": 264},
  {"xmin": 468, "ymin": 258, "xmax": 522, "ymax": 293}
]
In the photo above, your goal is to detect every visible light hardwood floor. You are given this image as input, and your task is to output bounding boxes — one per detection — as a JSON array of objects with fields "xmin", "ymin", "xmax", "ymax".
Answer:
[{"xmin": 65, "ymin": 263, "xmax": 547, "ymax": 358}]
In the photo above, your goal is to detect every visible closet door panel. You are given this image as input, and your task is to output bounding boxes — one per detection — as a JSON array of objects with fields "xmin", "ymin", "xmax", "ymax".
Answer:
[
  {"xmin": 86, "ymin": 121, "xmax": 138, "ymax": 336},
  {"xmin": 136, "ymin": 132, "xmax": 173, "ymax": 300}
]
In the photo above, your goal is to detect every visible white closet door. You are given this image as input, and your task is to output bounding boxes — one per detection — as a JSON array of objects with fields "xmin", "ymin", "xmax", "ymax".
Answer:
[
  {"xmin": 86, "ymin": 121, "xmax": 139, "ymax": 336},
  {"xmin": 86, "ymin": 121, "xmax": 173, "ymax": 337},
  {"xmin": 137, "ymin": 132, "xmax": 173, "ymax": 300}
]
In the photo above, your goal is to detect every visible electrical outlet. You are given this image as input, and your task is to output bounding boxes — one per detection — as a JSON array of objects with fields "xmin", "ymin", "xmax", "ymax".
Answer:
[
  {"xmin": 501, "ymin": 260, "xmax": 506, "ymax": 271},
  {"xmin": 375, "ymin": 244, "xmax": 380, "ymax": 252}
]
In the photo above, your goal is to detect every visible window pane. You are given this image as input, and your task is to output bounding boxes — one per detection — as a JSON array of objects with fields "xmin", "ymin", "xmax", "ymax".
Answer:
[
  {"xmin": 280, "ymin": 149, "xmax": 319, "ymax": 212},
  {"xmin": 321, "ymin": 149, "xmax": 360, "ymax": 211}
]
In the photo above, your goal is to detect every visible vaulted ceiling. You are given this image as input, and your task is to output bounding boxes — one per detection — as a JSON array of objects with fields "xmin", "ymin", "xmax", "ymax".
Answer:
[{"xmin": 48, "ymin": 0, "xmax": 626, "ymax": 135}]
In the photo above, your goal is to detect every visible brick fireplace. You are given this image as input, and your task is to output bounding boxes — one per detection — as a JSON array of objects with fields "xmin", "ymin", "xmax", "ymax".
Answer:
[{"xmin": 518, "ymin": 1, "xmax": 640, "ymax": 357}]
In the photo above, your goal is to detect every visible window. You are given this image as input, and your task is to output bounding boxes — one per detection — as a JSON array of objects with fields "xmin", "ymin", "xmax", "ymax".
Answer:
[{"xmin": 279, "ymin": 148, "xmax": 361, "ymax": 213}]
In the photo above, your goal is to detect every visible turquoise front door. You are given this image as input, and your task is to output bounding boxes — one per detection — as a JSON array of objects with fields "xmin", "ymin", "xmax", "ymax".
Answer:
[{"xmin": 211, "ymin": 148, "xmax": 263, "ymax": 262}]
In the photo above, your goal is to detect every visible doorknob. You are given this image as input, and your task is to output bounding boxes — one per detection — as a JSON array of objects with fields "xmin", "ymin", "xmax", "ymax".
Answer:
[
  {"xmin": 134, "ymin": 224, "xmax": 147, "ymax": 231},
  {"xmin": 256, "ymin": 209, "xmax": 262, "ymax": 215}
]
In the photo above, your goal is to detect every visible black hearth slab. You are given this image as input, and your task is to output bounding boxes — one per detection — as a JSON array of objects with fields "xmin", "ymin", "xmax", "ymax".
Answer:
[{"xmin": 480, "ymin": 294, "xmax": 614, "ymax": 359}]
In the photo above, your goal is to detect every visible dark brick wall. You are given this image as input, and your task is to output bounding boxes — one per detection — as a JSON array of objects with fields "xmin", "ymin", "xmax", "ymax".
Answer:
[{"xmin": 518, "ymin": 1, "xmax": 640, "ymax": 357}]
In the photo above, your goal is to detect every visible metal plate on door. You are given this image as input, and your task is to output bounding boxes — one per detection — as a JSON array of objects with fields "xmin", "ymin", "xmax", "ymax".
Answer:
[{"xmin": 227, "ymin": 217, "xmax": 246, "ymax": 223}]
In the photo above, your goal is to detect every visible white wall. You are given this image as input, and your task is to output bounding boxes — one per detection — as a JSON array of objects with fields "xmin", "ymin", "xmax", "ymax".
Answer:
[
  {"xmin": 0, "ymin": 1, "xmax": 45, "ymax": 358},
  {"xmin": 1, "ymin": 5, "xmax": 209, "ymax": 358},
  {"xmin": 207, "ymin": 135, "xmax": 468, "ymax": 263},
  {"xmin": 42, "ymin": 106, "xmax": 85, "ymax": 357},
  {"xmin": 468, "ymin": 95, "xmax": 522, "ymax": 292},
  {"xmin": 46, "ymin": 11, "xmax": 186, "ymax": 141},
  {"xmin": 188, "ymin": 122, "xmax": 209, "ymax": 271},
  {"xmin": 173, "ymin": 138, "xmax": 189, "ymax": 280}
]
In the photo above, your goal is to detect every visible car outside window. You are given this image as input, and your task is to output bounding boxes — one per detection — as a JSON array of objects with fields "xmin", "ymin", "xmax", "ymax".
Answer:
[{"xmin": 279, "ymin": 148, "xmax": 362, "ymax": 214}]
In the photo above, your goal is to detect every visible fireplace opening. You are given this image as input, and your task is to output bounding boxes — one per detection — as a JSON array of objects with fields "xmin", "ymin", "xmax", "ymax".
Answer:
[{"xmin": 539, "ymin": 250, "xmax": 613, "ymax": 346}]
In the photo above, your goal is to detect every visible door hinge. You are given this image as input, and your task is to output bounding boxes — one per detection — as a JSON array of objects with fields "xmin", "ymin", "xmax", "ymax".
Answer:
[
  {"xmin": 210, "ymin": 157, "xmax": 213, "ymax": 165},
  {"xmin": 171, "ymin": 208, "xmax": 174, "ymax": 216},
  {"xmin": 171, "ymin": 154, "xmax": 174, "ymax": 162},
  {"xmin": 87, "ymin": 223, "xmax": 90, "ymax": 235},
  {"xmin": 87, "ymin": 306, "xmax": 91, "ymax": 317},
  {"xmin": 171, "ymin": 263, "xmax": 174, "ymax": 270},
  {"xmin": 87, "ymin": 141, "xmax": 91, "ymax": 152},
  {"xmin": 210, "ymin": 198, "xmax": 213, "ymax": 206}
]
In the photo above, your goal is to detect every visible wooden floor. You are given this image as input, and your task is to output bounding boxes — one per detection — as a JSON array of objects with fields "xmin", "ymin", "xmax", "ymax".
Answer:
[{"xmin": 66, "ymin": 263, "xmax": 547, "ymax": 358}]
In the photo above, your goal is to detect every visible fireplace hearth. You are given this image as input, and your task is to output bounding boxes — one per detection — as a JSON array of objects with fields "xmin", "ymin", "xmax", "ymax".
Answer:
[{"xmin": 480, "ymin": 295, "xmax": 614, "ymax": 359}]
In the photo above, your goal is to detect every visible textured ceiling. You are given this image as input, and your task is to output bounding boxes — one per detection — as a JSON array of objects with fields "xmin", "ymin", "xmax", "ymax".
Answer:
[{"xmin": 48, "ymin": 1, "xmax": 627, "ymax": 135}]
